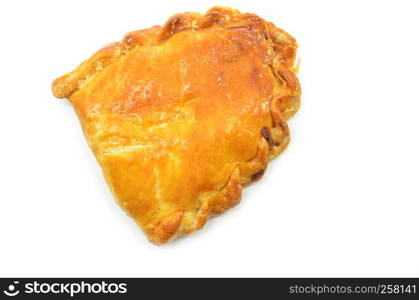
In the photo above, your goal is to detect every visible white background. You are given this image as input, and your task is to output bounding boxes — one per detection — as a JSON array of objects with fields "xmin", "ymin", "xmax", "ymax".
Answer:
[{"xmin": 1, "ymin": 0, "xmax": 418, "ymax": 277}]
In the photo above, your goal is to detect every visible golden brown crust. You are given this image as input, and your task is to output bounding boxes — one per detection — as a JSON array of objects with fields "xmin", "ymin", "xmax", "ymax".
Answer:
[{"xmin": 52, "ymin": 6, "xmax": 301, "ymax": 244}]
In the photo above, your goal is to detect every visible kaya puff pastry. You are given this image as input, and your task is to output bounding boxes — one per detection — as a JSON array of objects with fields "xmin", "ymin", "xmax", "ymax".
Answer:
[{"xmin": 52, "ymin": 7, "xmax": 301, "ymax": 244}]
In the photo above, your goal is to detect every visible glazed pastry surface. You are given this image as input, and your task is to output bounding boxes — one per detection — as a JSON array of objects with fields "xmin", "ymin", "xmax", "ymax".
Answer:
[{"xmin": 52, "ymin": 6, "xmax": 301, "ymax": 244}]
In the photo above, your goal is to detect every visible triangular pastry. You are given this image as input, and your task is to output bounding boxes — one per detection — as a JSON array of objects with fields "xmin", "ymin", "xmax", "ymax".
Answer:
[{"xmin": 52, "ymin": 7, "xmax": 301, "ymax": 244}]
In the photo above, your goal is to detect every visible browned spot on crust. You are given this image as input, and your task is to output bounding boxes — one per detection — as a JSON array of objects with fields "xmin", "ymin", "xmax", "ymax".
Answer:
[
  {"xmin": 251, "ymin": 168, "xmax": 265, "ymax": 181},
  {"xmin": 261, "ymin": 126, "xmax": 273, "ymax": 150},
  {"xmin": 263, "ymin": 28, "xmax": 269, "ymax": 40}
]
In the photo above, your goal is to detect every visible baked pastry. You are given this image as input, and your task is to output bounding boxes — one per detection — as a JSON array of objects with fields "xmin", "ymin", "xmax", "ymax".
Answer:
[{"xmin": 52, "ymin": 6, "xmax": 301, "ymax": 244}]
